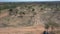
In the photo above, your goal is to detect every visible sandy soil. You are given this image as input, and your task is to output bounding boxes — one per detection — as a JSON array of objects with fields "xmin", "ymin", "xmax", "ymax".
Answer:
[
  {"xmin": 0, "ymin": 26, "xmax": 45, "ymax": 34},
  {"xmin": 0, "ymin": 13, "xmax": 8, "ymax": 18}
]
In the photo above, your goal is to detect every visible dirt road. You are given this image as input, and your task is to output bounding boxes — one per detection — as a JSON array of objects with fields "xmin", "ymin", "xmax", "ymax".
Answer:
[{"xmin": 0, "ymin": 26, "xmax": 45, "ymax": 34}]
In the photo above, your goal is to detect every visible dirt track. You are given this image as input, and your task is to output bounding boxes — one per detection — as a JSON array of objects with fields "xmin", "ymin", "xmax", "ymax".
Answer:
[{"xmin": 0, "ymin": 26, "xmax": 45, "ymax": 34}]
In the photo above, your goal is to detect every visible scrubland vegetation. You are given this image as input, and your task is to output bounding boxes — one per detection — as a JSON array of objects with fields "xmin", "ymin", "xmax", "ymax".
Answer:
[{"xmin": 0, "ymin": 2, "xmax": 60, "ymax": 34}]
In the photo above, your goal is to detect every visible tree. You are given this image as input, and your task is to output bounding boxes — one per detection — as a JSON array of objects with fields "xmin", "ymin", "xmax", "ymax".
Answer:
[
  {"xmin": 45, "ymin": 23, "xmax": 49, "ymax": 29},
  {"xmin": 0, "ymin": 7, "xmax": 1, "ymax": 13},
  {"xmin": 9, "ymin": 9, "xmax": 13, "ymax": 15},
  {"xmin": 44, "ymin": 22, "xmax": 50, "ymax": 33}
]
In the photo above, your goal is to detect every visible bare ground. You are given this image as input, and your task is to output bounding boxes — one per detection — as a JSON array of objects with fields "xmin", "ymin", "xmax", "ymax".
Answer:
[{"xmin": 0, "ymin": 26, "xmax": 45, "ymax": 34}]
